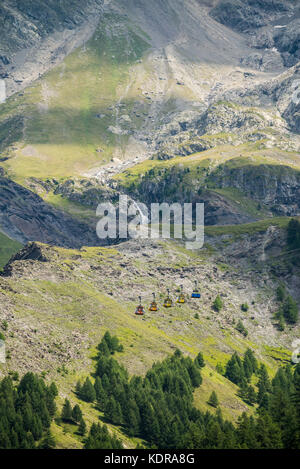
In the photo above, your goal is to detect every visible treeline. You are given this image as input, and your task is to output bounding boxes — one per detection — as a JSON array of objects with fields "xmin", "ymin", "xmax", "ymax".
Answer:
[
  {"xmin": 210, "ymin": 350, "xmax": 300, "ymax": 448},
  {"xmin": 275, "ymin": 284, "xmax": 298, "ymax": 327},
  {"xmin": 78, "ymin": 332, "xmax": 205, "ymax": 449},
  {"xmin": 78, "ymin": 332, "xmax": 300, "ymax": 449},
  {"xmin": 1, "ymin": 333, "xmax": 299, "ymax": 449},
  {"xmin": 85, "ymin": 423, "xmax": 123, "ymax": 449},
  {"xmin": 0, "ymin": 373, "xmax": 57, "ymax": 449}
]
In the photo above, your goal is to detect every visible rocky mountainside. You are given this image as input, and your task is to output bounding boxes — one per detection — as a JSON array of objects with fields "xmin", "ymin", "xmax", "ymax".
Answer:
[
  {"xmin": 0, "ymin": 172, "xmax": 101, "ymax": 246},
  {"xmin": 211, "ymin": 0, "xmax": 300, "ymax": 67},
  {"xmin": 0, "ymin": 2, "xmax": 299, "ymax": 242},
  {"xmin": 0, "ymin": 0, "xmax": 104, "ymax": 96},
  {"xmin": 0, "ymin": 0, "xmax": 300, "ymax": 449}
]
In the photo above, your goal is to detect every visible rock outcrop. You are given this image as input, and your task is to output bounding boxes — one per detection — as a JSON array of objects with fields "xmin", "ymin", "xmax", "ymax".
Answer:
[
  {"xmin": 0, "ymin": 0, "xmax": 104, "ymax": 96},
  {"xmin": 211, "ymin": 0, "xmax": 300, "ymax": 67},
  {"xmin": 209, "ymin": 162, "xmax": 300, "ymax": 216},
  {"xmin": 0, "ymin": 175, "xmax": 101, "ymax": 247}
]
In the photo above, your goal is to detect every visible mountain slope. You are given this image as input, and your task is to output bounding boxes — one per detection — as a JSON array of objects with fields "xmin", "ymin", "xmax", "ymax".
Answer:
[
  {"xmin": 0, "ymin": 0, "xmax": 299, "ymax": 244},
  {"xmin": 0, "ymin": 226, "xmax": 298, "ymax": 446},
  {"xmin": 0, "ymin": 1, "xmax": 300, "ymax": 449},
  {"xmin": 1, "ymin": 231, "xmax": 298, "ymax": 380},
  {"xmin": 0, "ymin": 0, "xmax": 104, "ymax": 97}
]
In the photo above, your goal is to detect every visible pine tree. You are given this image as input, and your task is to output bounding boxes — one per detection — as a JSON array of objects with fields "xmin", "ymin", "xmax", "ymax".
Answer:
[
  {"xmin": 75, "ymin": 380, "xmax": 82, "ymax": 396},
  {"xmin": 225, "ymin": 353, "xmax": 245, "ymax": 385},
  {"xmin": 103, "ymin": 331, "xmax": 113, "ymax": 351},
  {"xmin": 278, "ymin": 314, "xmax": 285, "ymax": 331},
  {"xmin": 38, "ymin": 430, "xmax": 56, "ymax": 449},
  {"xmin": 106, "ymin": 397, "xmax": 122, "ymax": 425},
  {"xmin": 94, "ymin": 376, "xmax": 106, "ymax": 407},
  {"xmin": 257, "ymin": 364, "xmax": 271, "ymax": 409},
  {"xmin": 213, "ymin": 295, "xmax": 223, "ymax": 312},
  {"xmin": 238, "ymin": 379, "xmax": 249, "ymax": 402},
  {"xmin": 243, "ymin": 356, "xmax": 253, "ymax": 380},
  {"xmin": 283, "ymin": 295, "xmax": 299, "ymax": 324},
  {"xmin": 48, "ymin": 382, "xmax": 58, "ymax": 399},
  {"xmin": 255, "ymin": 412, "xmax": 283, "ymax": 449},
  {"xmin": 126, "ymin": 408, "xmax": 140, "ymax": 437},
  {"xmin": 208, "ymin": 391, "xmax": 219, "ymax": 408},
  {"xmin": 244, "ymin": 349, "xmax": 258, "ymax": 375},
  {"xmin": 61, "ymin": 399, "xmax": 73, "ymax": 422},
  {"xmin": 72, "ymin": 404, "xmax": 83, "ymax": 424},
  {"xmin": 78, "ymin": 418, "xmax": 87, "ymax": 436},
  {"xmin": 246, "ymin": 386, "xmax": 257, "ymax": 406},
  {"xmin": 81, "ymin": 377, "xmax": 96, "ymax": 403},
  {"xmin": 195, "ymin": 352, "xmax": 205, "ymax": 368},
  {"xmin": 276, "ymin": 285, "xmax": 286, "ymax": 302},
  {"xmin": 98, "ymin": 340, "xmax": 110, "ymax": 356},
  {"xmin": 258, "ymin": 364, "xmax": 271, "ymax": 392},
  {"xmin": 236, "ymin": 320, "xmax": 248, "ymax": 337}
]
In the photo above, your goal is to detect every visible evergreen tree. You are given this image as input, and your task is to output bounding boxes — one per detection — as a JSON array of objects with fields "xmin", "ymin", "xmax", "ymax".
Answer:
[
  {"xmin": 49, "ymin": 382, "xmax": 58, "ymax": 398},
  {"xmin": 84, "ymin": 423, "xmax": 123, "ymax": 449},
  {"xmin": 75, "ymin": 380, "xmax": 82, "ymax": 396},
  {"xmin": 74, "ymin": 332, "xmax": 300, "ymax": 450},
  {"xmin": 195, "ymin": 352, "xmax": 205, "ymax": 368},
  {"xmin": 38, "ymin": 430, "xmax": 56, "ymax": 449},
  {"xmin": 126, "ymin": 407, "xmax": 140, "ymax": 437},
  {"xmin": 72, "ymin": 404, "xmax": 83, "ymax": 424},
  {"xmin": 98, "ymin": 340, "xmax": 110, "ymax": 356},
  {"xmin": 208, "ymin": 391, "xmax": 219, "ymax": 408},
  {"xmin": 225, "ymin": 353, "xmax": 245, "ymax": 385},
  {"xmin": 213, "ymin": 295, "xmax": 223, "ymax": 312},
  {"xmin": 81, "ymin": 378, "xmax": 96, "ymax": 403},
  {"xmin": 238, "ymin": 379, "xmax": 249, "ymax": 402},
  {"xmin": 78, "ymin": 418, "xmax": 87, "ymax": 436},
  {"xmin": 61, "ymin": 399, "xmax": 73, "ymax": 422},
  {"xmin": 246, "ymin": 386, "xmax": 257, "ymax": 406},
  {"xmin": 94, "ymin": 376, "xmax": 106, "ymax": 407},
  {"xmin": 236, "ymin": 320, "xmax": 248, "ymax": 337},
  {"xmin": 276, "ymin": 284, "xmax": 286, "ymax": 302},
  {"xmin": 244, "ymin": 349, "xmax": 258, "ymax": 375},
  {"xmin": 278, "ymin": 314, "xmax": 285, "ymax": 331},
  {"xmin": 106, "ymin": 397, "xmax": 122, "ymax": 425},
  {"xmin": 283, "ymin": 295, "xmax": 299, "ymax": 324}
]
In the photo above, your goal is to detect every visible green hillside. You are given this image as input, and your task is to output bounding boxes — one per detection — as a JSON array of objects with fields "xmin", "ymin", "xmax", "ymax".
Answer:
[
  {"xmin": 0, "ymin": 233, "xmax": 298, "ymax": 448},
  {"xmin": 0, "ymin": 12, "xmax": 150, "ymax": 183}
]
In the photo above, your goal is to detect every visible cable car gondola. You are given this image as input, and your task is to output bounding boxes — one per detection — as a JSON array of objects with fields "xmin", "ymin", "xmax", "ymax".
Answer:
[
  {"xmin": 149, "ymin": 293, "xmax": 159, "ymax": 312},
  {"xmin": 176, "ymin": 285, "xmax": 185, "ymax": 304},
  {"xmin": 135, "ymin": 296, "xmax": 145, "ymax": 315},
  {"xmin": 163, "ymin": 289, "xmax": 173, "ymax": 308},
  {"xmin": 191, "ymin": 281, "xmax": 201, "ymax": 299}
]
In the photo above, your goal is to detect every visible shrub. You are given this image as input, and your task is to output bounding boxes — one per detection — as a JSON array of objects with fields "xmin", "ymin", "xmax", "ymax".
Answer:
[
  {"xmin": 213, "ymin": 295, "xmax": 223, "ymax": 312},
  {"xmin": 236, "ymin": 320, "xmax": 248, "ymax": 337},
  {"xmin": 207, "ymin": 391, "xmax": 219, "ymax": 408}
]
